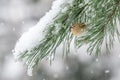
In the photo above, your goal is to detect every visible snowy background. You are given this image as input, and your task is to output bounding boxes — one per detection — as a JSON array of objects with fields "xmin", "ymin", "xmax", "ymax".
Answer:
[{"xmin": 0, "ymin": 0, "xmax": 120, "ymax": 80}]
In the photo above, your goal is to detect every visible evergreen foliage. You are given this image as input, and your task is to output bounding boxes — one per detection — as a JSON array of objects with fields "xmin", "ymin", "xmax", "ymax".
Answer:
[{"xmin": 13, "ymin": 0, "xmax": 120, "ymax": 75}]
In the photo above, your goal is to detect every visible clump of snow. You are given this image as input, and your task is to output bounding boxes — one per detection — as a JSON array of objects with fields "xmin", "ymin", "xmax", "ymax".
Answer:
[
  {"xmin": 13, "ymin": 0, "xmax": 66, "ymax": 59},
  {"xmin": 27, "ymin": 68, "xmax": 33, "ymax": 76},
  {"xmin": 105, "ymin": 70, "xmax": 110, "ymax": 74},
  {"xmin": 96, "ymin": 58, "xmax": 99, "ymax": 62},
  {"xmin": 13, "ymin": 0, "xmax": 73, "ymax": 76}
]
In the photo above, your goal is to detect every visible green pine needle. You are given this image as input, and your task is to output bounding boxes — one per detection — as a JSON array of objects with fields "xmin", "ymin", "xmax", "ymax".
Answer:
[{"xmin": 17, "ymin": 0, "xmax": 120, "ymax": 71}]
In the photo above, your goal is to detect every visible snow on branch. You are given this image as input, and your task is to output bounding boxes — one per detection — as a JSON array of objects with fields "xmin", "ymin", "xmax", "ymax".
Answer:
[{"xmin": 13, "ymin": 0, "xmax": 73, "ymax": 76}]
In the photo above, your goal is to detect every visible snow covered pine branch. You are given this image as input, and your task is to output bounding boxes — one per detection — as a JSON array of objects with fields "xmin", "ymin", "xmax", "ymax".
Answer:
[{"xmin": 13, "ymin": 0, "xmax": 120, "ymax": 76}]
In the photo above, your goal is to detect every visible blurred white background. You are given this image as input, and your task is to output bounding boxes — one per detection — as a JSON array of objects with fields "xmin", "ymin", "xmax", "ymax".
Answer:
[{"xmin": 0, "ymin": 0, "xmax": 120, "ymax": 80}]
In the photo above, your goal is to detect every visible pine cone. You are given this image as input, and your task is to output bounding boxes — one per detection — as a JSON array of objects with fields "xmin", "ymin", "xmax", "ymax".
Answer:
[{"xmin": 71, "ymin": 23, "xmax": 85, "ymax": 36}]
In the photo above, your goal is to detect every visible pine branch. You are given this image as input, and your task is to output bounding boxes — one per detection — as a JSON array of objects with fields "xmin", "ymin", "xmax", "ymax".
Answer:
[
  {"xmin": 13, "ymin": 0, "xmax": 120, "ymax": 76},
  {"xmin": 76, "ymin": 0, "xmax": 120, "ymax": 55}
]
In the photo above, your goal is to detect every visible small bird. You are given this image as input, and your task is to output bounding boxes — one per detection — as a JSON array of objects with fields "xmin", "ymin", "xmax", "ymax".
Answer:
[{"xmin": 71, "ymin": 23, "xmax": 86, "ymax": 36}]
